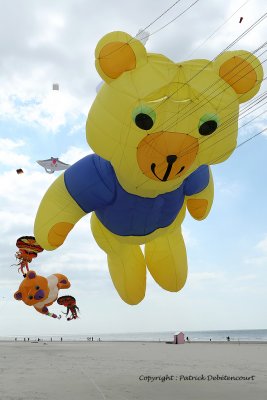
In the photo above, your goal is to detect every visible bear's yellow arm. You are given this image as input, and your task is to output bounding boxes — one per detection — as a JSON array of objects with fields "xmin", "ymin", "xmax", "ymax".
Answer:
[
  {"xmin": 34, "ymin": 174, "xmax": 86, "ymax": 250},
  {"xmin": 186, "ymin": 167, "xmax": 214, "ymax": 221}
]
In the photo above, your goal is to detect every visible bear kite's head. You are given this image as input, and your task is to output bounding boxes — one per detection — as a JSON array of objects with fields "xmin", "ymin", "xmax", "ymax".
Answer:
[
  {"xmin": 14, "ymin": 270, "xmax": 49, "ymax": 306},
  {"xmin": 86, "ymin": 31, "xmax": 263, "ymax": 197}
]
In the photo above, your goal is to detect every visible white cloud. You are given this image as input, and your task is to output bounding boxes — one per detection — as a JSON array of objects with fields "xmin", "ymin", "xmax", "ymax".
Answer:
[
  {"xmin": 27, "ymin": 13, "xmax": 66, "ymax": 49},
  {"xmin": 0, "ymin": 211, "xmax": 33, "ymax": 234},
  {"xmin": 17, "ymin": 90, "xmax": 82, "ymax": 132},
  {"xmin": 243, "ymin": 234, "xmax": 267, "ymax": 267},
  {"xmin": 0, "ymin": 83, "xmax": 88, "ymax": 132},
  {"xmin": 215, "ymin": 179, "xmax": 242, "ymax": 198},
  {"xmin": 60, "ymin": 145, "xmax": 92, "ymax": 165},
  {"xmin": 236, "ymin": 274, "xmax": 257, "ymax": 281},
  {"xmin": 182, "ymin": 225, "xmax": 198, "ymax": 247},
  {"xmin": 0, "ymin": 138, "xmax": 31, "ymax": 167},
  {"xmin": 244, "ymin": 255, "xmax": 267, "ymax": 267},
  {"xmin": 256, "ymin": 234, "xmax": 267, "ymax": 253},
  {"xmin": 0, "ymin": 138, "xmax": 25, "ymax": 150},
  {"xmin": 0, "ymin": 169, "xmax": 53, "ymax": 204},
  {"xmin": 190, "ymin": 271, "xmax": 224, "ymax": 283},
  {"xmin": 0, "ymin": 0, "xmax": 265, "ymax": 134}
]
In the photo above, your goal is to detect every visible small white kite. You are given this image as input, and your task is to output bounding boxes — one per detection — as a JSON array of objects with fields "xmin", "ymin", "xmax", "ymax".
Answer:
[
  {"xmin": 37, "ymin": 157, "xmax": 70, "ymax": 174},
  {"xmin": 135, "ymin": 29, "xmax": 150, "ymax": 45}
]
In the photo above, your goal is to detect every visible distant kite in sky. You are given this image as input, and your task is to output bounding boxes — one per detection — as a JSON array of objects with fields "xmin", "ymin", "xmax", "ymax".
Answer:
[
  {"xmin": 13, "ymin": 236, "xmax": 43, "ymax": 277},
  {"xmin": 239, "ymin": 17, "xmax": 243, "ymax": 23},
  {"xmin": 57, "ymin": 295, "xmax": 80, "ymax": 321},
  {"xmin": 135, "ymin": 28, "xmax": 150, "ymax": 45},
  {"xmin": 14, "ymin": 270, "xmax": 71, "ymax": 319},
  {"xmin": 16, "ymin": 168, "xmax": 24, "ymax": 174},
  {"xmin": 37, "ymin": 157, "xmax": 70, "ymax": 174}
]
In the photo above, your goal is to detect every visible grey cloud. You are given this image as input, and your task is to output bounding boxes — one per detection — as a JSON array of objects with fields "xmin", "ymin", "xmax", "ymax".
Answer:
[{"xmin": 1, "ymin": 0, "xmax": 266, "ymax": 118}]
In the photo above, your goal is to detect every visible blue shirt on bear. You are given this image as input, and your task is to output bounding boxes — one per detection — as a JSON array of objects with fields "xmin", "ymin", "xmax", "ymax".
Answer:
[{"xmin": 64, "ymin": 154, "xmax": 210, "ymax": 237}]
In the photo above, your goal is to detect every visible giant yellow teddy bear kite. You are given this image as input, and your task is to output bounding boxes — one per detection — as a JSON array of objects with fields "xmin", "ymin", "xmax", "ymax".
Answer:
[{"xmin": 34, "ymin": 31, "xmax": 263, "ymax": 305}]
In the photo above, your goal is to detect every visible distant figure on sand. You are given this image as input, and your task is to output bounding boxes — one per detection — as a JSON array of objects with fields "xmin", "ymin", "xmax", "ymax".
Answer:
[
  {"xmin": 186, "ymin": 336, "xmax": 189, "ymax": 342},
  {"xmin": 226, "ymin": 336, "xmax": 230, "ymax": 342}
]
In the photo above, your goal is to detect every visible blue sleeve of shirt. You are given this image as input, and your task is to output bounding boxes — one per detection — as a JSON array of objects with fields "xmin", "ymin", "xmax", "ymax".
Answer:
[
  {"xmin": 183, "ymin": 165, "xmax": 210, "ymax": 196},
  {"xmin": 64, "ymin": 154, "xmax": 115, "ymax": 213}
]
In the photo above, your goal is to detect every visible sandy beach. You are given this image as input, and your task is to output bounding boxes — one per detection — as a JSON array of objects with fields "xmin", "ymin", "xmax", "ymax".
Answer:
[{"xmin": 0, "ymin": 341, "xmax": 266, "ymax": 400}]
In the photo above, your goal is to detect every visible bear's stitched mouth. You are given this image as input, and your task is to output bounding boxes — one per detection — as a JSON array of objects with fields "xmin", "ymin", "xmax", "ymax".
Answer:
[{"xmin": 151, "ymin": 155, "xmax": 185, "ymax": 181}]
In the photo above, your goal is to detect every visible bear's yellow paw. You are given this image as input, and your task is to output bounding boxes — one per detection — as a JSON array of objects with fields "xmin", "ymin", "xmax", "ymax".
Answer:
[
  {"xmin": 187, "ymin": 199, "xmax": 208, "ymax": 220},
  {"xmin": 48, "ymin": 222, "xmax": 74, "ymax": 247}
]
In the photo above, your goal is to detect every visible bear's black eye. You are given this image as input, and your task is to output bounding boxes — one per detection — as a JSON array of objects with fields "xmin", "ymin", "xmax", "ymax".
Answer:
[
  {"xmin": 28, "ymin": 295, "xmax": 33, "ymax": 300},
  {"xmin": 199, "ymin": 120, "xmax": 217, "ymax": 136},
  {"xmin": 135, "ymin": 113, "xmax": 154, "ymax": 130},
  {"xmin": 35, "ymin": 286, "xmax": 40, "ymax": 290},
  {"xmin": 132, "ymin": 105, "xmax": 156, "ymax": 131},
  {"xmin": 198, "ymin": 113, "xmax": 220, "ymax": 136}
]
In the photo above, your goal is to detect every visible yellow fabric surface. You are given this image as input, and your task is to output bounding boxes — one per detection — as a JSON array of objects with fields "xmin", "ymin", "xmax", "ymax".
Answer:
[{"xmin": 34, "ymin": 30, "xmax": 263, "ymax": 304}]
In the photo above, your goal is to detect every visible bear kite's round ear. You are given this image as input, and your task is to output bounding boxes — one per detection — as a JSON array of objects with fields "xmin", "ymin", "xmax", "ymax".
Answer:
[
  {"xmin": 95, "ymin": 31, "xmax": 147, "ymax": 83},
  {"xmin": 27, "ymin": 270, "xmax": 36, "ymax": 279},
  {"xmin": 213, "ymin": 50, "xmax": 263, "ymax": 103},
  {"xmin": 14, "ymin": 291, "xmax": 22, "ymax": 301}
]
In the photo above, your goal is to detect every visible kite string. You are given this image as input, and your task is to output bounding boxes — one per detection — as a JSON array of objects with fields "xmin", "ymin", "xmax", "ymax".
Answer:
[
  {"xmin": 162, "ymin": 56, "xmax": 267, "ymax": 153},
  {"xmin": 34, "ymin": 114, "xmax": 267, "ymax": 238},
  {"xmin": 34, "ymin": 11, "xmax": 267, "ymax": 235},
  {"xmin": 128, "ymin": 15, "xmax": 267, "ymax": 177},
  {"xmin": 136, "ymin": 0, "xmax": 183, "ymax": 35},
  {"xmin": 135, "ymin": 124, "xmax": 267, "ymax": 191},
  {"xmin": 137, "ymin": 28, "xmax": 266, "ymax": 149},
  {"xmin": 35, "ymin": 74, "xmax": 267, "ymax": 236},
  {"xmin": 136, "ymin": 48, "xmax": 266, "ymax": 170},
  {"xmin": 148, "ymin": 29, "xmax": 267, "ymax": 126},
  {"xmin": 100, "ymin": 0, "xmax": 200, "ymax": 58},
  {"xmin": 186, "ymin": 0, "xmax": 252, "ymax": 58},
  {"xmin": 147, "ymin": 0, "xmax": 201, "ymax": 39}
]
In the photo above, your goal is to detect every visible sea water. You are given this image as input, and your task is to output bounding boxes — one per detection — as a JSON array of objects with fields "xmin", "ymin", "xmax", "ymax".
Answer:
[{"xmin": 1, "ymin": 329, "xmax": 267, "ymax": 342}]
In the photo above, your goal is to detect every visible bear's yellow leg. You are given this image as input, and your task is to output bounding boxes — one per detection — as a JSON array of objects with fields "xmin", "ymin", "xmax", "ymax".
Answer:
[
  {"xmin": 91, "ymin": 213, "xmax": 146, "ymax": 305},
  {"xmin": 145, "ymin": 225, "xmax": 187, "ymax": 292}
]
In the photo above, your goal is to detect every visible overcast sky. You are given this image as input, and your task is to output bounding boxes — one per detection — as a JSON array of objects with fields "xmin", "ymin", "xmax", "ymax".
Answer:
[{"xmin": 0, "ymin": 0, "xmax": 266, "ymax": 337}]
